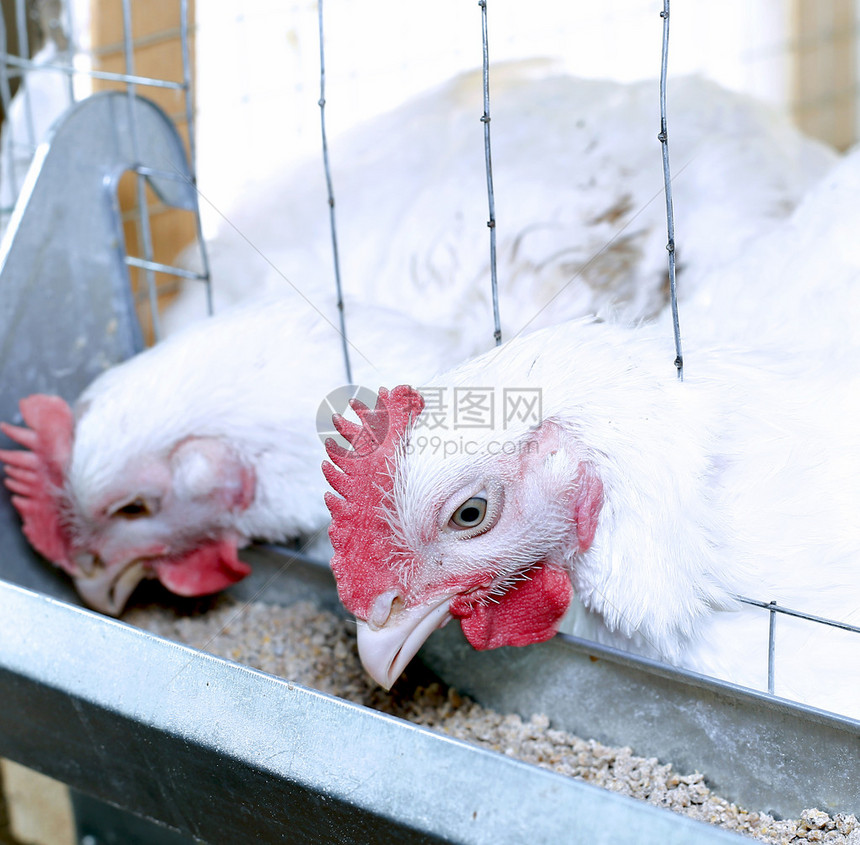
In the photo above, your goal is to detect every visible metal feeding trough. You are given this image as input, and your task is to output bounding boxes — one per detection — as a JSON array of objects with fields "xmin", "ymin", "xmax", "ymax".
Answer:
[{"xmin": 0, "ymin": 93, "xmax": 858, "ymax": 844}]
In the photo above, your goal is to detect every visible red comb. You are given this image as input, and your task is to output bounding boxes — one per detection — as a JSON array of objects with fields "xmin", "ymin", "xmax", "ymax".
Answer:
[
  {"xmin": 0, "ymin": 395, "xmax": 75, "ymax": 571},
  {"xmin": 323, "ymin": 385, "xmax": 424, "ymax": 617}
]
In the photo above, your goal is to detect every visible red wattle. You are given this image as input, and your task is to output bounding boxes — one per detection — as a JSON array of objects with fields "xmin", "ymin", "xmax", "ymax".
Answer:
[
  {"xmin": 154, "ymin": 539, "xmax": 252, "ymax": 596},
  {"xmin": 451, "ymin": 562, "xmax": 572, "ymax": 650}
]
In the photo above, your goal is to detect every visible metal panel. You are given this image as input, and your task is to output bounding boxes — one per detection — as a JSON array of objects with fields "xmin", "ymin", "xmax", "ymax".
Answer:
[
  {"xmin": 0, "ymin": 574, "xmax": 743, "ymax": 845},
  {"xmin": 240, "ymin": 551, "xmax": 860, "ymax": 820},
  {"xmin": 421, "ymin": 623, "xmax": 860, "ymax": 820}
]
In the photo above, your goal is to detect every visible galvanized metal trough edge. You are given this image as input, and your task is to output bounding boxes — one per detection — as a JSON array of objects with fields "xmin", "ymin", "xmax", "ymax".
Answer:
[
  {"xmin": 242, "ymin": 548, "xmax": 860, "ymax": 821},
  {"xmin": 0, "ymin": 575, "xmax": 744, "ymax": 845}
]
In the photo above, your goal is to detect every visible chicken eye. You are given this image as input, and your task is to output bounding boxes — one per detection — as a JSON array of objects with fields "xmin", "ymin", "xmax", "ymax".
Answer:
[
  {"xmin": 112, "ymin": 497, "xmax": 152, "ymax": 520},
  {"xmin": 449, "ymin": 497, "xmax": 488, "ymax": 529}
]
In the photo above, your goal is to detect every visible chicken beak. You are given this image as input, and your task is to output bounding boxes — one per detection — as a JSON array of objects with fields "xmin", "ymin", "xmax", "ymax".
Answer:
[
  {"xmin": 356, "ymin": 594, "xmax": 453, "ymax": 689},
  {"xmin": 72, "ymin": 558, "xmax": 149, "ymax": 616}
]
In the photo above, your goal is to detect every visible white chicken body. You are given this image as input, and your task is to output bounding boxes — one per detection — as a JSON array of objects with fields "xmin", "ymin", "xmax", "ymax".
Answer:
[
  {"xmin": 537, "ymin": 328, "xmax": 860, "ymax": 704},
  {"xmin": 682, "ymin": 144, "xmax": 860, "ymax": 361},
  {"xmin": 84, "ymin": 297, "xmax": 457, "ymax": 525},
  {"xmin": 326, "ymin": 316, "xmax": 860, "ymax": 718},
  {"xmin": 167, "ymin": 65, "xmax": 836, "ymax": 353}
]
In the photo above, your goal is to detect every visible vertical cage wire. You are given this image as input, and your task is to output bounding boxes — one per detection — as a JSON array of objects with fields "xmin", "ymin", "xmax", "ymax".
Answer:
[
  {"xmin": 119, "ymin": 0, "xmax": 160, "ymax": 341},
  {"xmin": 767, "ymin": 601, "xmax": 777, "ymax": 695},
  {"xmin": 658, "ymin": 0, "xmax": 683, "ymax": 379},
  {"xmin": 317, "ymin": 0, "xmax": 352, "ymax": 385},
  {"xmin": 177, "ymin": 0, "xmax": 212, "ymax": 317},
  {"xmin": 479, "ymin": 0, "xmax": 501, "ymax": 348}
]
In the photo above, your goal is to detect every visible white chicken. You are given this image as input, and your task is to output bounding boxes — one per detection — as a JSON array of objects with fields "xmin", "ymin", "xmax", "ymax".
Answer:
[
  {"xmin": 323, "ymin": 151, "xmax": 860, "ymax": 718},
  {"xmin": 167, "ymin": 64, "xmax": 836, "ymax": 354},
  {"xmin": 324, "ymin": 323, "xmax": 860, "ymax": 717},
  {"xmin": 0, "ymin": 293, "xmax": 457, "ymax": 615},
  {"xmin": 682, "ymin": 144, "xmax": 860, "ymax": 362}
]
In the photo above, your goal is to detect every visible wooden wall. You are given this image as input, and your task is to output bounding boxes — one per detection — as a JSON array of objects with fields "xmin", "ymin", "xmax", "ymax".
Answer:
[{"xmin": 792, "ymin": 0, "xmax": 856, "ymax": 151}]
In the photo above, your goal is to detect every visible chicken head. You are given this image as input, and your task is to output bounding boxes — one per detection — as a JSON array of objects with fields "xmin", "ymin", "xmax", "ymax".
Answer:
[
  {"xmin": 324, "ymin": 386, "xmax": 603, "ymax": 689},
  {"xmin": 0, "ymin": 394, "xmax": 253, "ymax": 614}
]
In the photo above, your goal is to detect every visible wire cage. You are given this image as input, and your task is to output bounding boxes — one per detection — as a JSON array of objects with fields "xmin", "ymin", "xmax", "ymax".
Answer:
[
  {"xmin": 0, "ymin": 0, "xmax": 208, "ymax": 345},
  {"xmin": 0, "ymin": 2, "xmax": 859, "ymax": 843}
]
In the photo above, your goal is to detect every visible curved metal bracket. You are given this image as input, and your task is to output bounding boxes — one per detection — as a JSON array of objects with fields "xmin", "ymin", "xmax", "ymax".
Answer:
[{"xmin": 0, "ymin": 91, "xmax": 199, "ymax": 596}]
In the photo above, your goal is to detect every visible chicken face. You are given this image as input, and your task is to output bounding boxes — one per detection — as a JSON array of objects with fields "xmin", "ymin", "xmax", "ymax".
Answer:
[
  {"xmin": 323, "ymin": 386, "xmax": 603, "ymax": 688},
  {"xmin": 0, "ymin": 395, "xmax": 254, "ymax": 614}
]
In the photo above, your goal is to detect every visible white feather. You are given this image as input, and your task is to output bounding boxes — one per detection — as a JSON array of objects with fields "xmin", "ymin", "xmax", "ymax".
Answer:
[
  {"xmin": 71, "ymin": 294, "xmax": 458, "ymax": 543},
  {"xmin": 166, "ymin": 65, "xmax": 836, "ymax": 359},
  {"xmin": 388, "ymin": 314, "xmax": 859, "ymax": 716}
]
